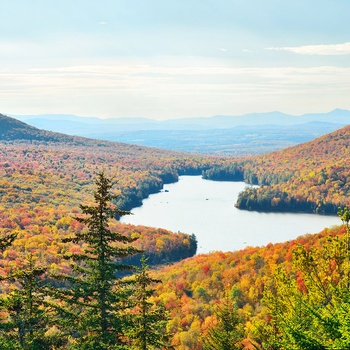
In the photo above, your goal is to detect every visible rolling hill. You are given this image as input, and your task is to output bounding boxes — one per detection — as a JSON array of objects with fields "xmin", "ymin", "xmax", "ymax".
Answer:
[
  {"xmin": 204, "ymin": 123, "xmax": 350, "ymax": 214},
  {"xmin": 0, "ymin": 113, "xmax": 88, "ymax": 144},
  {"xmin": 150, "ymin": 221, "xmax": 346, "ymax": 348},
  {"xmin": 0, "ymin": 113, "xmax": 218, "ymax": 270},
  {"xmin": 0, "ymin": 113, "xmax": 349, "ymax": 348}
]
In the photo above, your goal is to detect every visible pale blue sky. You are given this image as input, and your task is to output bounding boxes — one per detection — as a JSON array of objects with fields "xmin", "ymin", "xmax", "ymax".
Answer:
[{"xmin": 1, "ymin": 0, "xmax": 349, "ymax": 119}]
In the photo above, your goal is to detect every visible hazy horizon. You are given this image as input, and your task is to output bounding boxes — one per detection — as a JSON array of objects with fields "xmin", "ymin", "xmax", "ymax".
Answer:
[{"xmin": 10, "ymin": 107, "xmax": 350, "ymax": 122}]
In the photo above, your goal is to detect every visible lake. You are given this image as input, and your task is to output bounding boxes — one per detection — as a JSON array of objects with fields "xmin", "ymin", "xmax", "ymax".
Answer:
[{"xmin": 120, "ymin": 176, "xmax": 341, "ymax": 254}]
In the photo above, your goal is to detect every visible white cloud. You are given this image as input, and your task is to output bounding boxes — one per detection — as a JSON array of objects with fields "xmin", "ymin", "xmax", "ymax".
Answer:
[
  {"xmin": 267, "ymin": 42, "xmax": 350, "ymax": 55},
  {"xmin": 2, "ymin": 64, "xmax": 350, "ymax": 118},
  {"xmin": 1, "ymin": 64, "xmax": 347, "ymax": 112},
  {"xmin": 98, "ymin": 21, "xmax": 108, "ymax": 25},
  {"xmin": 14, "ymin": 64, "xmax": 350, "ymax": 89}
]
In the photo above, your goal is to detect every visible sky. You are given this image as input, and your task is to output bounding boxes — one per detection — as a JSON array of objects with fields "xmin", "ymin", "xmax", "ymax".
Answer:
[{"xmin": 1, "ymin": 0, "xmax": 350, "ymax": 120}]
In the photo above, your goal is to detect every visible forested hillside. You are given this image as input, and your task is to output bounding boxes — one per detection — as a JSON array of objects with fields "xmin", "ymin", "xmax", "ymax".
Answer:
[
  {"xmin": 204, "ymin": 124, "xmax": 350, "ymax": 214},
  {"xmin": 1, "ymin": 113, "xmax": 350, "ymax": 349},
  {"xmin": 0, "ymin": 113, "xmax": 91, "ymax": 144},
  {"xmin": 151, "ymin": 222, "xmax": 347, "ymax": 349},
  {"xmin": 0, "ymin": 114, "xmax": 218, "ymax": 272}
]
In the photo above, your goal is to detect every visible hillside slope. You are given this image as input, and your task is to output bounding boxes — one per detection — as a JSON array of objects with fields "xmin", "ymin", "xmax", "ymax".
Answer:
[
  {"xmin": 0, "ymin": 113, "xmax": 89, "ymax": 144},
  {"xmin": 0, "ymin": 113, "xmax": 218, "ymax": 269},
  {"xmin": 151, "ymin": 223, "xmax": 345, "ymax": 348},
  {"xmin": 204, "ymin": 124, "xmax": 350, "ymax": 214}
]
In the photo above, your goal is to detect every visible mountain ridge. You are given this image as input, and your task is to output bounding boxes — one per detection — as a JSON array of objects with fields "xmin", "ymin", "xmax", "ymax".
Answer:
[
  {"xmin": 215, "ymin": 123, "xmax": 350, "ymax": 214},
  {"xmin": 12, "ymin": 109, "xmax": 350, "ymax": 133},
  {"xmin": 10, "ymin": 110, "xmax": 350, "ymax": 156}
]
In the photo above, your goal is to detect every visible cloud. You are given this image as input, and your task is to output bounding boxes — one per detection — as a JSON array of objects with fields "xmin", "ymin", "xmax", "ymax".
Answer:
[
  {"xmin": 18, "ymin": 64, "xmax": 350, "ymax": 94},
  {"xmin": 2, "ymin": 64, "xmax": 350, "ymax": 118},
  {"xmin": 98, "ymin": 21, "xmax": 108, "ymax": 25},
  {"xmin": 267, "ymin": 42, "xmax": 350, "ymax": 55},
  {"xmin": 219, "ymin": 48, "xmax": 227, "ymax": 52},
  {"xmin": 24, "ymin": 64, "xmax": 350, "ymax": 82}
]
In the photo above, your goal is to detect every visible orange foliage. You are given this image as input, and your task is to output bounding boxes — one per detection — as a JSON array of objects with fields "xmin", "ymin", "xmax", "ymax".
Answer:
[
  {"xmin": 152, "ymin": 225, "xmax": 344, "ymax": 348},
  {"xmin": 0, "ymin": 138, "xmax": 218, "ymax": 281}
]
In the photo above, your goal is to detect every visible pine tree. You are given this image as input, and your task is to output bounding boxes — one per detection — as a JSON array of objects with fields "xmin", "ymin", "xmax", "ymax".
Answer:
[
  {"xmin": 0, "ymin": 253, "xmax": 64, "ymax": 349},
  {"xmin": 54, "ymin": 172, "xmax": 142, "ymax": 349},
  {"xmin": 202, "ymin": 293, "xmax": 244, "ymax": 350},
  {"xmin": 0, "ymin": 231, "xmax": 17, "ymax": 251},
  {"xmin": 127, "ymin": 255, "xmax": 172, "ymax": 349}
]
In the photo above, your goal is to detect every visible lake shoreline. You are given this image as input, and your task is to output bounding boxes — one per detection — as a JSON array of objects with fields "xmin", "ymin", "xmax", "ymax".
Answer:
[{"xmin": 121, "ymin": 176, "xmax": 340, "ymax": 253}]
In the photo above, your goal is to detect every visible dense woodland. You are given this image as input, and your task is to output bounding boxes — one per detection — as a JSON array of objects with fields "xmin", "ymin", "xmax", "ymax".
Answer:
[
  {"xmin": 0, "ymin": 114, "xmax": 222, "ymax": 271},
  {"xmin": 1, "ymin": 114, "xmax": 350, "ymax": 349},
  {"xmin": 204, "ymin": 125, "xmax": 350, "ymax": 215}
]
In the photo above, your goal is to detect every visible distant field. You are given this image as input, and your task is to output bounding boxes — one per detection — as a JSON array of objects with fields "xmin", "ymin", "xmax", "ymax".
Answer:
[{"xmin": 87, "ymin": 123, "xmax": 344, "ymax": 156}]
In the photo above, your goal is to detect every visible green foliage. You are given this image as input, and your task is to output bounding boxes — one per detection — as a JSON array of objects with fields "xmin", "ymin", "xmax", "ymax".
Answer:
[
  {"xmin": 0, "ymin": 252, "xmax": 65, "ymax": 349},
  {"xmin": 258, "ymin": 207, "xmax": 350, "ymax": 349},
  {"xmin": 0, "ymin": 231, "xmax": 17, "ymax": 252},
  {"xmin": 202, "ymin": 165, "xmax": 244, "ymax": 182},
  {"xmin": 123, "ymin": 231, "xmax": 197, "ymax": 267},
  {"xmin": 2, "ymin": 116, "xmax": 350, "ymax": 349},
  {"xmin": 126, "ymin": 256, "xmax": 172, "ymax": 349},
  {"xmin": 54, "ymin": 172, "xmax": 142, "ymax": 349},
  {"xmin": 0, "ymin": 130, "xmax": 212, "ymax": 273},
  {"xmin": 202, "ymin": 294, "xmax": 244, "ymax": 350},
  {"xmin": 206, "ymin": 125, "xmax": 350, "ymax": 214}
]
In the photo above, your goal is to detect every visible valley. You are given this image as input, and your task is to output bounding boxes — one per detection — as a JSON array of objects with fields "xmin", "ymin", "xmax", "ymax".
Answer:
[
  {"xmin": 0, "ymin": 113, "xmax": 349, "ymax": 348},
  {"xmin": 3, "ymin": 1, "xmax": 350, "ymax": 348},
  {"xmin": 15, "ymin": 110, "xmax": 349, "ymax": 156}
]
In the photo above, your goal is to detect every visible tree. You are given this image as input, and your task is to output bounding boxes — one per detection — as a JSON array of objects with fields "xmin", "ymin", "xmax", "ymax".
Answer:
[
  {"xmin": 127, "ymin": 255, "xmax": 172, "ymax": 349},
  {"xmin": 0, "ymin": 231, "xmax": 17, "ymax": 251},
  {"xmin": 202, "ymin": 293, "xmax": 244, "ymax": 350},
  {"xmin": 258, "ymin": 206, "xmax": 350, "ymax": 349},
  {"xmin": 55, "ymin": 172, "xmax": 142, "ymax": 349},
  {"xmin": 0, "ymin": 252, "xmax": 64, "ymax": 349}
]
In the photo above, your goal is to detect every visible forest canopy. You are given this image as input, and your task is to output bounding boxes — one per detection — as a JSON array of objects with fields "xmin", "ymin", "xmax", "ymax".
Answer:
[{"xmin": 204, "ymin": 124, "xmax": 350, "ymax": 214}]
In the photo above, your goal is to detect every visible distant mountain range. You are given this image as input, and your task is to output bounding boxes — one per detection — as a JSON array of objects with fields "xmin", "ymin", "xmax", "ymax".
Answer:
[
  {"xmin": 8, "ymin": 109, "xmax": 350, "ymax": 155},
  {"xmin": 12, "ymin": 109, "xmax": 350, "ymax": 133}
]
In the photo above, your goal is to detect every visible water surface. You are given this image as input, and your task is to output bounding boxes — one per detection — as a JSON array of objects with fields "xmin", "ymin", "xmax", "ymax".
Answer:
[{"xmin": 121, "ymin": 176, "xmax": 340, "ymax": 254}]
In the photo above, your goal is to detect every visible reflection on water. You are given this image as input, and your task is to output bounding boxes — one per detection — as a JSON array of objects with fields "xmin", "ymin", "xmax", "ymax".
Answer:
[{"xmin": 121, "ymin": 176, "xmax": 340, "ymax": 254}]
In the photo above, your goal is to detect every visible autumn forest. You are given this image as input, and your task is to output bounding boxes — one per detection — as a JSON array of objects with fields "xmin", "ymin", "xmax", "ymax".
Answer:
[{"xmin": 0, "ymin": 113, "xmax": 350, "ymax": 349}]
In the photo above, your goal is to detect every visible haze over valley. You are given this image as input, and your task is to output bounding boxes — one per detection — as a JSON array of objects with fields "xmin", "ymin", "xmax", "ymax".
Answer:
[{"xmin": 14, "ymin": 109, "xmax": 350, "ymax": 155}]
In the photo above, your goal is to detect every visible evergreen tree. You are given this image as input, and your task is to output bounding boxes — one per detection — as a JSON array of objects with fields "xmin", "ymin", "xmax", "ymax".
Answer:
[
  {"xmin": 258, "ymin": 206, "xmax": 350, "ymax": 349},
  {"xmin": 55, "ymin": 172, "xmax": 142, "ymax": 349},
  {"xmin": 0, "ymin": 231, "xmax": 17, "ymax": 251},
  {"xmin": 127, "ymin": 255, "xmax": 172, "ymax": 349},
  {"xmin": 0, "ymin": 253, "xmax": 64, "ymax": 349},
  {"xmin": 202, "ymin": 293, "xmax": 244, "ymax": 350}
]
